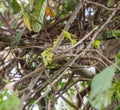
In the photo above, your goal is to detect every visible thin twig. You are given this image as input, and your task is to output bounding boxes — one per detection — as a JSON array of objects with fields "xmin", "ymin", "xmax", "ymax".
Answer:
[
  {"xmin": 86, "ymin": 10, "xmax": 117, "ymax": 50},
  {"xmin": 54, "ymin": 0, "xmax": 83, "ymax": 52},
  {"xmin": 0, "ymin": 13, "xmax": 15, "ymax": 35},
  {"xmin": 85, "ymin": 0, "xmax": 120, "ymax": 11},
  {"xmin": 61, "ymin": 95, "xmax": 79, "ymax": 109},
  {"xmin": 20, "ymin": 72, "xmax": 43, "ymax": 110},
  {"xmin": 63, "ymin": 26, "xmax": 98, "ymax": 53}
]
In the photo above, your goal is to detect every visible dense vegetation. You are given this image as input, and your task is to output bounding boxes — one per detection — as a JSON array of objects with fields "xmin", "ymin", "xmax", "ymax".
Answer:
[{"xmin": 0, "ymin": 0, "xmax": 120, "ymax": 110}]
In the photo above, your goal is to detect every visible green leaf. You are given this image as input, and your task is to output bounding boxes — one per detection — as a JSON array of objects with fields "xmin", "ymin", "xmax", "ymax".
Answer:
[
  {"xmin": 58, "ymin": 80, "xmax": 66, "ymax": 90},
  {"xmin": 63, "ymin": 30, "xmax": 76, "ymax": 45},
  {"xmin": 111, "ymin": 30, "xmax": 120, "ymax": 38},
  {"xmin": 29, "ymin": 0, "xmax": 34, "ymax": 7},
  {"xmin": 12, "ymin": 30, "xmax": 24, "ymax": 48},
  {"xmin": 30, "ymin": 0, "xmax": 47, "ymax": 32},
  {"xmin": 89, "ymin": 65, "xmax": 116, "ymax": 110},
  {"xmin": 63, "ymin": 30, "xmax": 71, "ymax": 39},
  {"xmin": 92, "ymin": 40, "xmax": 101, "ymax": 48},
  {"xmin": 41, "ymin": 48, "xmax": 54, "ymax": 66},
  {"xmin": 11, "ymin": 0, "xmax": 21, "ymax": 14},
  {"xmin": 71, "ymin": 39, "xmax": 76, "ymax": 45},
  {"xmin": 53, "ymin": 36, "xmax": 60, "ymax": 49},
  {"xmin": 112, "ymin": 79, "xmax": 120, "ymax": 102},
  {"xmin": 114, "ymin": 106, "xmax": 120, "ymax": 110},
  {"xmin": 0, "ymin": 90, "xmax": 21, "ymax": 110},
  {"xmin": 48, "ymin": 63, "xmax": 58, "ymax": 69},
  {"xmin": 115, "ymin": 53, "xmax": 120, "ymax": 66},
  {"xmin": 0, "ymin": 2, "xmax": 8, "ymax": 14},
  {"xmin": 23, "ymin": 12, "xmax": 32, "ymax": 31},
  {"xmin": 62, "ymin": 0, "xmax": 74, "ymax": 11},
  {"xmin": 107, "ymin": 0, "xmax": 115, "ymax": 7}
]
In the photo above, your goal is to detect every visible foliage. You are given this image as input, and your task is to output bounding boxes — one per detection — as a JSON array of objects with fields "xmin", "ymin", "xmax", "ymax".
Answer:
[
  {"xmin": 107, "ymin": 0, "xmax": 115, "ymax": 7},
  {"xmin": 89, "ymin": 65, "xmax": 116, "ymax": 110},
  {"xmin": 11, "ymin": 0, "xmax": 21, "ymax": 14},
  {"xmin": 115, "ymin": 53, "xmax": 120, "ymax": 66},
  {"xmin": 41, "ymin": 48, "xmax": 54, "ymax": 66},
  {"xmin": 0, "ymin": 0, "xmax": 120, "ymax": 110},
  {"xmin": 41, "ymin": 32, "xmax": 76, "ymax": 66},
  {"xmin": 91, "ymin": 39, "xmax": 101, "ymax": 48},
  {"xmin": 62, "ymin": 0, "xmax": 75, "ymax": 12},
  {"xmin": 53, "ymin": 36, "xmax": 61, "ymax": 49},
  {"xmin": 112, "ymin": 79, "xmax": 120, "ymax": 102},
  {"xmin": 0, "ymin": 90, "xmax": 20, "ymax": 110},
  {"xmin": 12, "ymin": 29, "xmax": 24, "ymax": 48},
  {"xmin": 23, "ymin": 12, "xmax": 32, "ymax": 31},
  {"xmin": 23, "ymin": 0, "xmax": 55, "ymax": 32},
  {"xmin": 111, "ymin": 30, "xmax": 120, "ymax": 38},
  {"xmin": 114, "ymin": 106, "xmax": 120, "ymax": 110},
  {"xmin": 63, "ymin": 30, "xmax": 76, "ymax": 45},
  {"xmin": 29, "ymin": 0, "xmax": 47, "ymax": 32}
]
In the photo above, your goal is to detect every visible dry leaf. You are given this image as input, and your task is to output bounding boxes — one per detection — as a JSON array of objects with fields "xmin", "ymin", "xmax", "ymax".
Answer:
[{"xmin": 45, "ymin": 5, "xmax": 55, "ymax": 18}]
